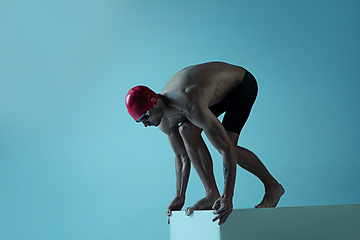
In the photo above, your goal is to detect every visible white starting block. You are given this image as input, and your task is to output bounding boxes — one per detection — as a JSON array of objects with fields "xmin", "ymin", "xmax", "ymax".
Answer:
[{"xmin": 169, "ymin": 204, "xmax": 360, "ymax": 240}]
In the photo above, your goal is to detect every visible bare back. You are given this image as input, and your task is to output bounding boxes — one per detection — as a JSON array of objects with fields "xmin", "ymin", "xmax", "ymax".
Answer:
[
  {"xmin": 162, "ymin": 62, "xmax": 244, "ymax": 106},
  {"xmin": 158, "ymin": 62, "xmax": 245, "ymax": 131}
]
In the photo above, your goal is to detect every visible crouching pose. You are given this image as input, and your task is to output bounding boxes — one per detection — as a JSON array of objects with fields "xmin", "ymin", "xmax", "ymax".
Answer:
[{"xmin": 125, "ymin": 61, "xmax": 284, "ymax": 225}]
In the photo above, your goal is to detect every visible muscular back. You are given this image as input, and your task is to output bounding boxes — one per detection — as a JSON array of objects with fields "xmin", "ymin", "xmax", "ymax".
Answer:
[
  {"xmin": 158, "ymin": 62, "xmax": 245, "ymax": 132},
  {"xmin": 161, "ymin": 62, "xmax": 245, "ymax": 108}
]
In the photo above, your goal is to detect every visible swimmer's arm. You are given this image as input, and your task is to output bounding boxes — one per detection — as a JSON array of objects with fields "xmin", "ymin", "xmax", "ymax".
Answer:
[
  {"xmin": 167, "ymin": 126, "xmax": 191, "ymax": 198},
  {"xmin": 186, "ymin": 102, "xmax": 236, "ymax": 199},
  {"xmin": 166, "ymin": 126, "xmax": 190, "ymax": 216}
]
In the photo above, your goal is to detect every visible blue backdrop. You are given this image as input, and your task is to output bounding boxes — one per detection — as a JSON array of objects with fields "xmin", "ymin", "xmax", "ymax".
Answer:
[{"xmin": 1, "ymin": 0, "xmax": 359, "ymax": 239}]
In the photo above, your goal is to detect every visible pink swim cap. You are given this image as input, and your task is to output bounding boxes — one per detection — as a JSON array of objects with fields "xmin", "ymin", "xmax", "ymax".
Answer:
[{"xmin": 125, "ymin": 85, "xmax": 158, "ymax": 120}]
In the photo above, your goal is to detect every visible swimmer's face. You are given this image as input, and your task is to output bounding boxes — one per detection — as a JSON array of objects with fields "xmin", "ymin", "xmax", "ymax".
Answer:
[
  {"xmin": 137, "ymin": 106, "xmax": 162, "ymax": 127},
  {"xmin": 135, "ymin": 110, "xmax": 150, "ymax": 123}
]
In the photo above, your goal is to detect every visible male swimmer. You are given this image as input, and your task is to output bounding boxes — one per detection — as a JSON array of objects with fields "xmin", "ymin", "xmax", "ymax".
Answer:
[{"xmin": 125, "ymin": 61, "xmax": 284, "ymax": 225}]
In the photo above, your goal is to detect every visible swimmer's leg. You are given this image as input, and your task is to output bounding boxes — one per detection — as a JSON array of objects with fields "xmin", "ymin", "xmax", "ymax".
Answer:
[
  {"xmin": 178, "ymin": 121, "xmax": 220, "ymax": 215},
  {"xmin": 226, "ymin": 131, "xmax": 285, "ymax": 208}
]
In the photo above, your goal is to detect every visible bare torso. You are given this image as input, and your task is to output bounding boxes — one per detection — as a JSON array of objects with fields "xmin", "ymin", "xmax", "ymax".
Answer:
[{"xmin": 158, "ymin": 62, "xmax": 245, "ymax": 132}]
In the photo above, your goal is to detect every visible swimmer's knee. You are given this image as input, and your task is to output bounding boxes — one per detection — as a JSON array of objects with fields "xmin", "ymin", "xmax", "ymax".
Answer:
[
  {"xmin": 226, "ymin": 131, "xmax": 240, "ymax": 146},
  {"xmin": 179, "ymin": 121, "xmax": 192, "ymax": 138},
  {"xmin": 179, "ymin": 121, "xmax": 202, "ymax": 139}
]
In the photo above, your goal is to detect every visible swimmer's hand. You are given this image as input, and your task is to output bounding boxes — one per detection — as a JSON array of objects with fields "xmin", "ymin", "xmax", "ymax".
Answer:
[
  {"xmin": 166, "ymin": 196, "xmax": 185, "ymax": 222},
  {"xmin": 212, "ymin": 196, "xmax": 233, "ymax": 225}
]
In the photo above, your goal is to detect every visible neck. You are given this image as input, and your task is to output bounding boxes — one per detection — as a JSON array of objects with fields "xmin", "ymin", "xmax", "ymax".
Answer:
[
  {"xmin": 156, "ymin": 94, "xmax": 183, "ymax": 119},
  {"xmin": 157, "ymin": 94, "xmax": 172, "ymax": 111}
]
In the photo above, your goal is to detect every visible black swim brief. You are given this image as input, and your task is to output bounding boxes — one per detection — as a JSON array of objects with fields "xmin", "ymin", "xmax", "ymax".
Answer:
[{"xmin": 209, "ymin": 69, "xmax": 258, "ymax": 135}]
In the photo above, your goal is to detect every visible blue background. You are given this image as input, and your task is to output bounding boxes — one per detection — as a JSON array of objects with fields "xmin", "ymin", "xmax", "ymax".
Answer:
[{"xmin": 1, "ymin": 0, "xmax": 359, "ymax": 239}]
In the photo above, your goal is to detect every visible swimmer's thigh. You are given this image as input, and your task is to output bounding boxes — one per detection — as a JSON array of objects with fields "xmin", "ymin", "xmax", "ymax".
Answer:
[{"xmin": 222, "ymin": 71, "xmax": 258, "ymax": 135}]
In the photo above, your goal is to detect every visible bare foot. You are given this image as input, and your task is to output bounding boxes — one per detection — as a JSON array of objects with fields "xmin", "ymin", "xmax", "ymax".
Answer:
[
  {"xmin": 255, "ymin": 183, "xmax": 285, "ymax": 208},
  {"xmin": 185, "ymin": 193, "xmax": 220, "ymax": 216}
]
